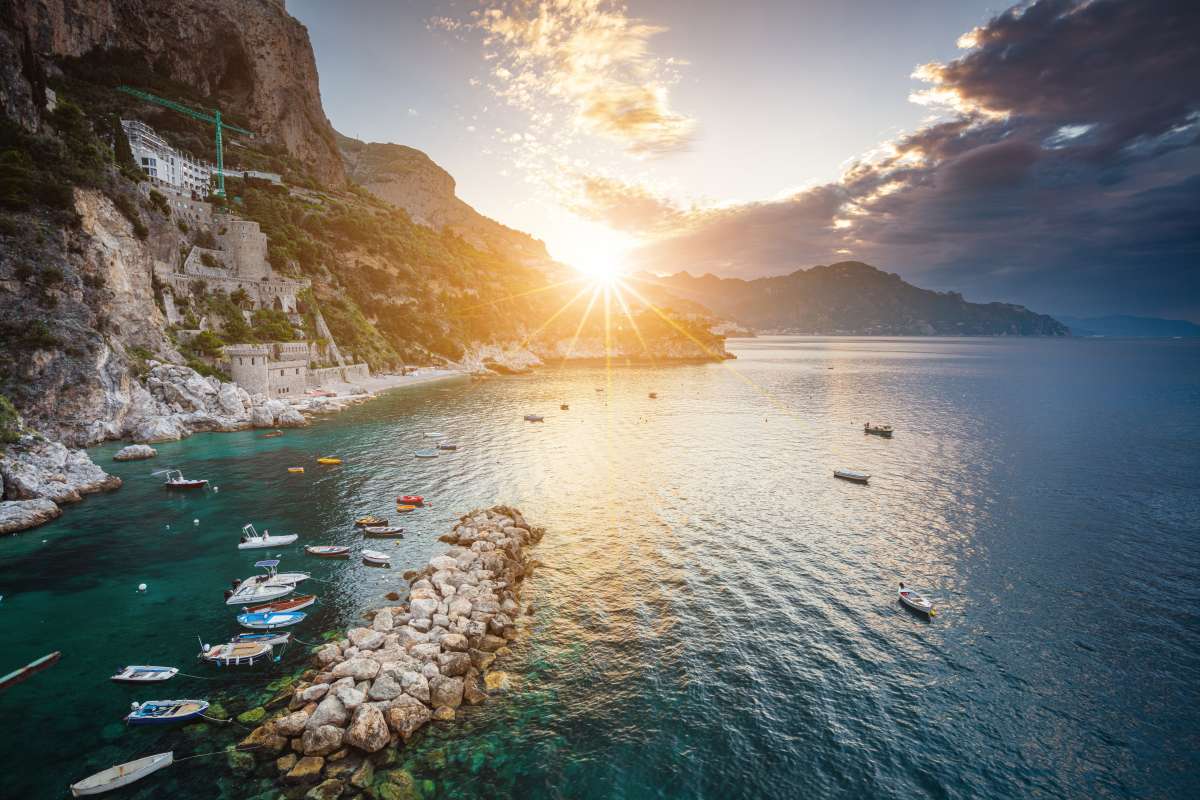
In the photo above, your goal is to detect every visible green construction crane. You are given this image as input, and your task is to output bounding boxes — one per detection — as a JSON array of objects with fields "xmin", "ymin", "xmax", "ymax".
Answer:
[{"xmin": 116, "ymin": 84, "xmax": 255, "ymax": 198}]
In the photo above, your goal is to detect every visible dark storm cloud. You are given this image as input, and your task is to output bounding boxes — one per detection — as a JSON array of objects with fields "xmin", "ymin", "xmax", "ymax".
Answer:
[{"xmin": 616, "ymin": 0, "xmax": 1200, "ymax": 319}]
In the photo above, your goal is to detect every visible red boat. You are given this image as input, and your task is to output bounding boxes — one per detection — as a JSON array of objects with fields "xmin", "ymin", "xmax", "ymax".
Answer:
[
  {"xmin": 397, "ymin": 495, "xmax": 424, "ymax": 505},
  {"xmin": 305, "ymin": 545, "xmax": 350, "ymax": 559},
  {"xmin": 243, "ymin": 594, "xmax": 317, "ymax": 614}
]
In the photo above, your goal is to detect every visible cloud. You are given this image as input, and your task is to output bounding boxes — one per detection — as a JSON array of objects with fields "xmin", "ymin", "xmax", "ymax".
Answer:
[
  {"xmin": 626, "ymin": 0, "xmax": 1200, "ymax": 318},
  {"xmin": 475, "ymin": 0, "xmax": 695, "ymax": 155}
]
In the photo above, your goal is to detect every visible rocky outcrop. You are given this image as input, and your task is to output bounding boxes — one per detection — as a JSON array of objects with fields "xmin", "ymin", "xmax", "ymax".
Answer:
[
  {"xmin": 0, "ymin": 435, "xmax": 120, "ymax": 504},
  {"xmin": 0, "ymin": 498, "xmax": 61, "ymax": 534},
  {"xmin": 240, "ymin": 505, "xmax": 544, "ymax": 787},
  {"xmin": 113, "ymin": 444, "xmax": 156, "ymax": 461}
]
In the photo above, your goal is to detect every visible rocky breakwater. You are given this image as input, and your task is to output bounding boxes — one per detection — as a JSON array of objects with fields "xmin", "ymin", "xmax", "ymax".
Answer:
[
  {"xmin": 0, "ymin": 434, "xmax": 121, "ymax": 534},
  {"xmin": 238, "ymin": 506, "xmax": 543, "ymax": 797}
]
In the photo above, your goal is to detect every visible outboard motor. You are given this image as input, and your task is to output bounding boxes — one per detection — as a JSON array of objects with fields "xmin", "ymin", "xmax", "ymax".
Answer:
[{"xmin": 224, "ymin": 589, "xmax": 234, "ymax": 600}]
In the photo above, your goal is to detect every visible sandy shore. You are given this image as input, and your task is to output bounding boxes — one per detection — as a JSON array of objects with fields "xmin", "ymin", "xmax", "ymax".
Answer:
[{"xmin": 295, "ymin": 369, "xmax": 468, "ymax": 414}]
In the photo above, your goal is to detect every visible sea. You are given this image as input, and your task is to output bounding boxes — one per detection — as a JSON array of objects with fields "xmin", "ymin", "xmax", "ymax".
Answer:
[{"xmin": 1, "ymin": 336, "xmax": 1197, "ymax": 799}]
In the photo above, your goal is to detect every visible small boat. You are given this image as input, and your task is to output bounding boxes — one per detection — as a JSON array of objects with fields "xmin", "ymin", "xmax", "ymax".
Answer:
[
  {"xmin": 424, "ymin": 431, "xmax": 444, "ymax": 438},
  {"xmin": 244, "ymin": 593, "xmax": 316, "ymax": 614},
  {"xmin": 595, "ymin": 388, "xmax": 604, "ymax": 392},
  {"xmin": 864, "ymin": 423, "xmax": 893, "ymax": 438},
  {"xmin": 523, "ymin": 414, "xmax": 544, "ymax": 422},
  {"xmin": 317, "ymin": 457, "xmax": 342, "ymax": 465},
  {"xmin": 362, "ymin": 549, "xmax": 391, "ymax": 566},
  {"xmin": 70, "ymin": 751, "xmax": 173, "ymax": 796},
  {"xmin": 125, "ymin": 699, "xmax": 209, "ymax": 726},
  {"xmin": 154, "ymin": 469, "xmax": 208, "ymax": 489},
  {"xmin": 437, "ymin": 442, "xmax": 457, "ymax": 451},
  {"xmin": 560, "ymin": 404, "xmax": 569, "ymax": 410},
  {"xmin": 649, "ymin": 392, "xmax": 658, "ymax": 399},
  {"xmin": 397, "ymin": 495, "xmax": 424, "ymax": 505},
  {"xmin": 363, "ymin": 526, "xmax": 404, "ymax": 538},
  {"xmin": 287, "ymin": 467, "xmax": 305, "ymax": 474},
  {"xmin": 0, "ymin": 650, "xmax": 61, "ymax": 692},
  {"xmin": 355, "ymin": 515, "xmax": 388, "ymax": 527},
  {"xmin": 395, "ymin": 504, "xmax": 417, "ymax": 513},
  {"xmin": 259, "ymin": 430, "xmax": 284, "ymax": 439},
  {"xmin": 237, "ymin": 523, "xmax": 298, "ymax": 550},
  {"xmin": 237, "ymin": 610, "xmax": 306, "ymax": 630},
  {"xmin": 899, "ymin": 582, "xmax": 936, "ymax": 616},
  {"xmin": 834, "ymin": 469, "xmax": 870, "ymax": 484},
  {"xmin": 111, "ymin": 666, "xmax": 178, "ymax": 684},
  {"xmin": 231, "ymin": 631, "xmax": 291, "ymax": 647},
  {"xmin": 305, "ymin": 545, "xmax": 350, "ymax": 559},
  {"xmin": 224, "ymin": 560, "xmax": 308, "ymax": 606},
  {"xmin": 200, "ymin": 640, "xmax": 273, "ymax": 666},
  {"xmin": 414, "ymin": 449, "xmax": 438, "ymax": 458}
]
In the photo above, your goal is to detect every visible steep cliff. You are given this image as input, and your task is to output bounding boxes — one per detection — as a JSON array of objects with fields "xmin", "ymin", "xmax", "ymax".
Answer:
[
  {"xmin": 0, "ymin": 0, "xmax": 343, "ymax": 184},
  {"xmin": 337, "ymin": 133, "xmax": 552, "ymax": 269}
]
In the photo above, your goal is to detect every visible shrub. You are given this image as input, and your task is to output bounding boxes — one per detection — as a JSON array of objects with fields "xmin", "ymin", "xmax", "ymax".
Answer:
[
  {"xmin": 0, "ymin": 394, "xmax": 21, "ymax": 444},
  {"xmin": 200, "ymin": 252, "xmax": 221, "ymax": 268},
  {"xmin": 41, "ymin": 266, "xmax": 64, "ymax": 285},
  {"xmin": 189, "ymin": 329, "xmax": 226, "ymax": 357}
]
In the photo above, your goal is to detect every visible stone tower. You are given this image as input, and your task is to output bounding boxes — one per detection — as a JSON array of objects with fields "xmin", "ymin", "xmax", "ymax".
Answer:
[{"xmin": 218, "ymin": 220, "xmax": 270, "ymax": 280}]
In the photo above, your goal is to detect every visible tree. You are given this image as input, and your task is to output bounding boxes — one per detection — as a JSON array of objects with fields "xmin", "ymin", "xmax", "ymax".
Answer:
[{"xmin": 189, "ymin": 330, "xmax": 225, "ymax": 358}]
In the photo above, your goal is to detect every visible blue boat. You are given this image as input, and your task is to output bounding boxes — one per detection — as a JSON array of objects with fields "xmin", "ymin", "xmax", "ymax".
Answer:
[
  {"xmin": 236, "ymin": 610, "xmax": 306, "ymax": 630},
  {"xmin": 125, "ymin": 699, "xmax": 209, "ymax": 726}
]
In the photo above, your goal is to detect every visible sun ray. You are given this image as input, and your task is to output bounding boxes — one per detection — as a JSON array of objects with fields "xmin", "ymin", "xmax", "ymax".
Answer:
[
  {"xmin": 517, "ymin": 281, "xmax": 594, "ymax": 350},
  {"xmin": 610, "ymin": 279, "xmax": 653, "ymax": 364},
  {"xmin": 556, "ymin": 285, "xmax": 603, "ymax": 367}
]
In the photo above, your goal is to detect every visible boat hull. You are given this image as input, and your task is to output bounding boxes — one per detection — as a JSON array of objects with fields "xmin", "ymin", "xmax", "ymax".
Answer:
[
  {"xmin": 834, "ymin": 470, "xmax": 870, "ymax": 483},
  {"xmin": 238, "ymin": 534, "xmax": 299, "ymax": 550},
  {"xmin": 305, "ymin": 546, "xmax": 350, "ymax": 558},
  {"xmin": 70, "ymin": 752, "xmax": 173, "ymax": 797},
  {"xmin": 237, "ymin": 611, "xmax": 306, "ymax": 630},
  {"xmin": 125, "ymin": 700, "xmax": 208, "ymax": 726},
  {"xmin": 244, "ymin": 594, "xmax": 316, "ymax": 614},
  {"xmin": 111, "ymin": 666, "xmax": 178, "ymax": 683}
]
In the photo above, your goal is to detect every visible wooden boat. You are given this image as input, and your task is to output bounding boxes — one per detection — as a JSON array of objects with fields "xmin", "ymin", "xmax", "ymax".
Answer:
[
  {"xmin": 200, "ymin": 640, "xmax": 273, "ymax": 666},
  {"xmin": 864, "ymin": 423, "xmax": 893, "ymax": 438},
  {"xmin": 0, "ymin": 650, "xmax": 60, "ymax": 692},
  {"xmin": 244, "ymin": 593, "xmax": 316, "ymax": 614},
  {"xmin": 523, "ymin": 414, "xmax": 544, "ymax": 422},
  {"xmin": 397, "ymin": 495, "xmax": 424, "ymax": 505},
  {"xmin": 238, "ymin": 523, "xmax": 298, "ymax": 550},
  {"xmin": 259, "ymin": 430, "xmax": 284, "ymax": 439},
  {"xmin": 110, "ymin": 666, "xmax": 178, "ymax": 684},
  {"xmin": 305, "ymin": 545, "xmax": 350, "ymax": 559},
  {"xmin": 834, "ymin": 469, "xmax": 870, "ymax": 484},
  {"xmin": 288, "ymin": 467, "xmax": 305, "ymax": 474},
  {"xmin": 414, "ymin": 449, "xmax": 438, "ymax": 458},
  {"xmin": 154, "ymin": 469, "xmax": 208, "ymax": 489},
  {"xmin": 361, "ymin": 549, "xmax": 391, "ymax": 566},
  {"xmin": 125, "ymin": 699, "xmax": 209, "ymax": 726},
  {"xmin": 355, "ymin": 515, "xmax": 388, "ymax": 527},
  {"xmin": 231, "ymin": 631, "xmax": 291, "ymax": 647},
  {"xmin": 437, "ymin": 442, "xmax": 457, "ymax": 451},
  {"xmin": 317, "ymin": 457, "xmax": 342, "ymax": 465},
  {"xmin": 395, "ymin": 504, "xmax": 417, "ymax": 513},
  {"xmin": 649, "ymin": 392, "xmax": 658, "ymax": 399},
  {"xmin": 899, "ymin": 582, "xmax": 936, "ymax": 616},
  {"xmin": 363, "ymin": 526, "xmax": 404, "ymax": 538},
  {"xmin": 237, "ymin": 610, "xmax": 306, "ymax": 630},
  {"xmin": 70, "ymin": 751, "xmax": 173, "ymax": 796},
  {"xmin": 560, "ymin": 404, "xmax": 569, "ymax": 410}
]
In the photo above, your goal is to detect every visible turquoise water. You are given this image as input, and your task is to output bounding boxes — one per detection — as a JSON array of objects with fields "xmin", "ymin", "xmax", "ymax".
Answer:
[{"xmin": 2, "ymin": 337, "xmax": 1198, "ymax": 799}]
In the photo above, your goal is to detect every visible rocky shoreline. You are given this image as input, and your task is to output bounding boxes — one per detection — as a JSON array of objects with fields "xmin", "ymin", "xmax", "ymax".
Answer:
[{"xmin": 236, "ymin": 506, "xmax": 542, "ymax": 798}]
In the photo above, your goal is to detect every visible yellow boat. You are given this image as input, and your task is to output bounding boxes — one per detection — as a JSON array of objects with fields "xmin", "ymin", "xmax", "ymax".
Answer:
[
  {"xmin": 317, "ymin": 457, "xmax": 342, "ymax": 465},
  {"xmin": 395, "ymin": 504, "xmax": 417, "ymax": 513},
  {"xmin": 287, "ymin": 467, "xmax": 305, "ymax": 474}
]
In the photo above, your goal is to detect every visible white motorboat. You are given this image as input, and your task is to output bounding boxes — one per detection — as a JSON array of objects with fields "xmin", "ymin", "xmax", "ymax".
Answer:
[
  {"xmin": 834, "ymin": 469, "xmax": 870, "ymax": 484},
  {"xmin": 110, "ymin": 666, "xmax": 178, "ymax": 683},
  {"xmin": 361, "ymin": 549, "xmax": 391, "ymax": 566},
  {"xmin": 200, "ymin": 640, "xmax": 273, "ymax": 666},
  {"xmin": 237, "ymin": 523, "xmax": 298, "ymax": 550},
  {"xmin": 898, "ymin": 582, "xmax": 936, "ymax": 616},
  {"xmin": 152, "ymin": 468, "xmax": 208, "ymax": 489},
  {"xmin": 70, "ymin": 751, "xmax": 173, "ymax": 796},
  {"xmin": 224, "ymin": 560, "xmax": 308, "ymax": 606}
]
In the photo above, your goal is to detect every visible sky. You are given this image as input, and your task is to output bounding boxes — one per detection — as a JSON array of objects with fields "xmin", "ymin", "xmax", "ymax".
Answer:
[{"xmin": 290, "ymin": 0, "xmax": 1200, "ymax": 321}]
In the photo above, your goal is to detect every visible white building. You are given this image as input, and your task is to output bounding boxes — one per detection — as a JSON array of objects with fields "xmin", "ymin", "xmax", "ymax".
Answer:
[{"xmin": 121, "ymin": 119, "xmax": 215, "ymax": 197}]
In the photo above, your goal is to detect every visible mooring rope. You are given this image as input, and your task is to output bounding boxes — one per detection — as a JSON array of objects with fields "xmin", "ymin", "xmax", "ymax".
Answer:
[{"xmin": 174, "ymin": 744, "xmax": 261, "ymax": 763}]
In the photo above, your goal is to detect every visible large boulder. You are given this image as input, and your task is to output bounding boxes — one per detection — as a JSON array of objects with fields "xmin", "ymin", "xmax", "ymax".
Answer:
[
  {"xmin": 429, "ymin": 675, "xmax": 464, "ymax": 709},
  {"xmin": 347, "ymin": 628, "xmax": 384, "ymax": 650},
  {"xmin": 385, "ymin": 695, "xmax": 432, "ymax": 740},
  {"xmin": 285, "ymin": 756, "xmax": 325, "ymax": 784},
  {"xmin": 343, "ymin": 704, "xmax": 389, "ymax": 753},
  {"xmin": 372, "ymin": 609, "xmax": 394, "ymax": 632},
  {"xmin": 113, "ymin": 444, "xmax": 157, "ymax": 461},
  {"xmin": 437, "ymin": 651, "xmax": 470, "ymax": 677},
  {"xmin": 306, "ymin": 695, "xmax": 348, "ymax": 730},
  {"xmin": 439, "ymin": 633, "xmax": 468, "ymax": 652},
  {"xmin": 277, "ymin": 406, "xmax": 308, "ymax": 428},
  {"xmin": 249, "ymin": 406, "xmax": 276, "ymax": 428},
  {"xmin": 399, "ymin": 671, "xmax": 430, "ymax": 704},
  {"xmin": 409, "ymin": 597, "xmax": 438, "ymax": 620},
  {"xmin": 331, "ymin": 658, "xmax": 380, "ymax": 681},
  {"xmin": 299, "ymin": 683, "xmax": 331, "ymax": 703},
  {"xmin": 367, "ymin": 672, "xmax": 404, "ymax": 701},
  {"xmin": 301, "ymin": 724, "xmax": 345, "ymax": 756},
  {"xmin": 275, "ymin": 710, "xmax": 310, "ymax": 737}
]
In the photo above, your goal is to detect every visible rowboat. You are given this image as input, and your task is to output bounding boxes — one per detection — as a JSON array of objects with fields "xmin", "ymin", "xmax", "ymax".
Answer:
[
  {"xmin": 317, "ymin": 457, "xmax": 342, "ymax": 465},
  {"xmin": 110, "ymin": 666, "xmax": 178, "ymax": 683},
  {"xmin": 355, "ymin": 515, "xmax": 388, "ymax": 527},
  {"xmin": 237, "ymin": 610, "xmax": 306, "ymax": 630},
  {"xmin": 363, "ymin": 526, "xmax": 404, "ymax": 538},
  {"xmin": 259, "ymin": 430, "xmax": 284, "ymax": 439},
  {"xmin": 397, "ymin": 495, "xmax": 424, "ymax": 505},
  {"xmin": 70, "ymin": 751, "xmax": 173, "ymax": 796},
  {"xmin": 425, "ymin": 432, "xmax": 444, "ymax": 438},
  {"xmin": 305, "ymin": 545, "xmax": 350, "ymax": 559},
  {"xmin": 200, "ymin": 640, "xmax": 273, "ymax": 666},
  {"xmin": 437, "ymin": 442, "xmax": 457, "ymax": 451},
  {"xmin": 560, "ymin": 404, "xmax": 569, "ymax": 410},
  {"xmin": 414, "ymin": 449, "xmax": 438, "ymax": 458},
  {"xmin": 0, "ymin": 650, "xmax": 60, "ymax": 692},
  {"xmin": 288, "ymin": 467, "xmax": 305, "ymax": 474},
  {"xmin": 362, "ymin": 549, "xmax": 391, "ymax": 566},
  {"xmin": 125, "ymin": 699, "xmax": 209, "ymax": 726},
  {"xmin": 244, "ymin": 593, "xmax": 316, "ymax": 614},
  {"xmin": 898, "ymin": 582, "xmax": 936, "ymax": 616},
  {"xmin": 154, "ymin": 469, "xmax": 207, "ymax": 489},
  {"xmin": 523, "ymin": 414, "xmax": 544, "ymax": 422},
  {"xmin": 238, "ymin": 523, "xmax": 298, "ymax": 550},
  {"xmin": 834, "ymin": 469, "xmax": 870, "ymax": 484},
  {"xmin": 649, "ymin": 392, "xmax": 658, "ymax": 399},
  {"xmin": 395, "ymin": 504, "xmax": 417, "ymax": 513},
  {"xmin": 864, "ymin": 423, "xmax": 893, "ymax": 437},
  {"xmin": 231, "ymin": 631, "xmax": 291, "ymax": 647}
]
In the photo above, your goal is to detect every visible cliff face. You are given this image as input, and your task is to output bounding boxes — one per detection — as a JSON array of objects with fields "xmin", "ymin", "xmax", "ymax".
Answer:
[
  {"xmin": 337, "ymin": 133, "xmax": 552, "ymax": 269},
  {"xmin": 643, "ymin": 262, "xmax": 1069, "ymax": 336},
  {"xmin": 0, "ymin": 0, "xmax": 343, "ymax": 184}
]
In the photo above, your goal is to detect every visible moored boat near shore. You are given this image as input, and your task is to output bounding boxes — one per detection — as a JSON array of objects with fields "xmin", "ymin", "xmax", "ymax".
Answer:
[
  {"xmin": 243, "ymin": 593, "xmax": 316, "ymax": 614},
  {"xmin": 864, "ymin": 422, "xmax": 893, "ymax": 437},
  {"xmin": 361, "ymin": 549, "xmax": 391, "ymax": 566},
  {"xmin": 110, "ymin": 666, "xmax": 178, "ymax": 683},
  {"xmin": 70, "ymin": 752, "xmax": 173, "ymax": 796},
  {"xmin": 154, "ymin": 469, "xmax": 207, "ymax": 489},
  {"xmin": 305, "ymin": 545, "xmax": 350, "ymax": 558},
  {"xmin": 199, "ymin": 640, "xmax": 273, "ymax": 666},
  {"xmin": 125, "ymin": 699, "xmax": 208, "ymax": 726},
  {"xmin": 834, "ymin": 469, "xmax": 871, "ymax": 483},
  {"xmin": 236, "ymin": 610, "xmax": 306, "ymax": 630},
  {"xmin": 362, "ymin": 526, "xmax": 404, "ymax": 538}
]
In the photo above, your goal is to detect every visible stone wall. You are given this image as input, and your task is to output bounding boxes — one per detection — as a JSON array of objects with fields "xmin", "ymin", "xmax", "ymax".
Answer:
[
  {"xmin": 268, "ymin": 359, "xmax": 308, "ymax": 398},
  {"xmin": 228, "ymin": 344, "xmax": 271, "ymax": 396}
]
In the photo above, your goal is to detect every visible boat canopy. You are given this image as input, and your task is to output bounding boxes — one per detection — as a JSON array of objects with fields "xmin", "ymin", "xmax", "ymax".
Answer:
[{"xmin": 254, "ymin": 559, "xmax": 280, "ymax": 568}]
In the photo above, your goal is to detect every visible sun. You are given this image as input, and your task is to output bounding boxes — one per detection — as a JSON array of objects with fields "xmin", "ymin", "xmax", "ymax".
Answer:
[{"xmin": 542, "ymin": 215, "xmax": 634, "ymax": 287}]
